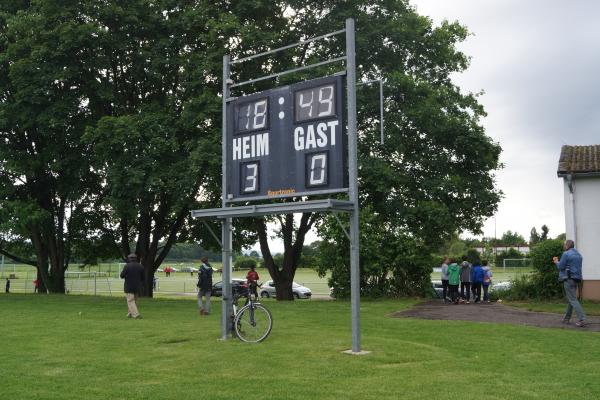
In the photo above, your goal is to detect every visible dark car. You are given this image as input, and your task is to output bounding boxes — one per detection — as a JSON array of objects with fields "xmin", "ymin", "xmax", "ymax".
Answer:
[
  {"xmin": 211, "ymin": 279, "xmax": 248, "ymax": 297},
  {"xmin": 432, "ymin": 280, "xmax": 444, "ymax": 299}
]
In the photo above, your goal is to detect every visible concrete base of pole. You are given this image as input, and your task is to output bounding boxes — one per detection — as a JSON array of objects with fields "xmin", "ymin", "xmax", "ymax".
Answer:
[{"xmin": 342, "ymin": 349, "xmax": 371, "ymax": 356}]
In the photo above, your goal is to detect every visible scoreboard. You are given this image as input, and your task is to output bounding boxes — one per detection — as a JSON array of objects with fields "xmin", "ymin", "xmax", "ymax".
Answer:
[{"xmin": 226, "ymin": 75, "xmax": 347, "ymax": 201}]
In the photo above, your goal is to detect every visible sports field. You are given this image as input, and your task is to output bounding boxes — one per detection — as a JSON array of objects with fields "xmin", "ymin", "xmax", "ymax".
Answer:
[
  {"xmin": 1, "ymin": 294, "xmax": 599, "ymax": 399},
  {"xmin": 0, "ymin": 264, "xmax": 332, "ymax": 296},
  {"xmin": 2, "ymin": 263, "xmax": 528, "ymax": 297}
]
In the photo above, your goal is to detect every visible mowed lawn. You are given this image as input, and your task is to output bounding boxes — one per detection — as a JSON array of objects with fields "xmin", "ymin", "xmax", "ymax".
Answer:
[{"xmin": 1, "ymin": 295, "xmax": 599, "ymax": 400}]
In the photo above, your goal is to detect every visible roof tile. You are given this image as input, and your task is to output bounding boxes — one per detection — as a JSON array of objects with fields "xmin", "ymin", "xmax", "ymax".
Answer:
[{"xmin": 558, "ymin": 145, "xmax": 600, "ymax": 174}]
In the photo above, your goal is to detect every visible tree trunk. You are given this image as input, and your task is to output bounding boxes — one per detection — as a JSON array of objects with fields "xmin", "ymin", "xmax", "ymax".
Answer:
[{"xmin": 255, "ymin": 212, "xmax": 316, "ymax": 301}]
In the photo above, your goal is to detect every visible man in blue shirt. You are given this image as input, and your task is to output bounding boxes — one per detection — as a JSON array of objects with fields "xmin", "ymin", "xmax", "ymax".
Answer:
[{"xmin": 553, "ymin": 240, "xmax": 586, "ymax": 327}]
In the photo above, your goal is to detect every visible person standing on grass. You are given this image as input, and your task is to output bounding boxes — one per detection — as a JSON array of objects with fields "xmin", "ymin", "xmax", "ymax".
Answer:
[
  {"xmin": 471, "ymin": 260, "xmax": 484, "ymax": 303},
  {"xmin": 197, "ymin": 256, "xmax": 213, "ymax": 316},
  {"xmin": 459, "ymin": 256, "xmax": 472, "ymax": 303},
  {"xmin": 447, "ymin": 258, "xmax": 461, "ymax": 304},
  {"xmin": 482, "ymin": 261, "xmax": 493, "ymax": 303},
  {"xmin": 553, "ymin": 240, "xmax": 586, "ymax": 327},
  {"xmin": 246, "ymin": 265, "xmax": 259, "ymax": 300},
  {"xmin": 440, "ymin": 257, "xmax": 450, "ymax": 302},
  {"xmin": 120, "ymin": 253, "xmax": 145, "ymax": 319},
  {"xmin": 5, "ymin": 278, "xmax": 9, "ymax": 293}
]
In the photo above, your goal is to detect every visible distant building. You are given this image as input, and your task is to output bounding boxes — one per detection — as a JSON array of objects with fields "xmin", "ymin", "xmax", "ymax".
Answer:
[
  {"xmin": 558, "ymin": 145, "xmax": 600, "ymax": 300},
  {"xmin": 474, "ymin": 246, "xmax": 530, "ymax": 254}
]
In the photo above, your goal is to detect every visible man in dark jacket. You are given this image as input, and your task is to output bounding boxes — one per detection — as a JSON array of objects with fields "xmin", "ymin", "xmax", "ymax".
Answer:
[
  {"xmin": 553, "ymin": 240, "xmax": 586, "ymax": 327},
  {"xmin": 197, "ymin": 256, "xmax": 213, "ymax": 316},
  {"xmin": 120, "ymin": 253, "xmax": 145, "ymax": 319}
]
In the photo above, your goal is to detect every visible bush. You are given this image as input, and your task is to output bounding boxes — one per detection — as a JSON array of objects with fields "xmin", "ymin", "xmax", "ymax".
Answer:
[
  {"xmin": 317, "ymin": 208, "xmax": 433, "ymax": 299},
  {"xmin": 497, "ymin": 239, "xmax": 564, "ymax": 300},
  {"xmin": 234, "ymin": 256, "xmax": 257, "ymax": 271}
]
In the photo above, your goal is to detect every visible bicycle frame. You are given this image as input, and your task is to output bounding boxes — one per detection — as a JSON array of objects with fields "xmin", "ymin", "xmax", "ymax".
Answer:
[{"xmin": 230, "ymin": 282, "xmax": 272, "ymax": 342}]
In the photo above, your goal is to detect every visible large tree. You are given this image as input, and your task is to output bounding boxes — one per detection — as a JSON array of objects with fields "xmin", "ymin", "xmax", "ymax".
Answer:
[
  {"xmin": 250, "ymin": 0, "xmax": 502, "ymax": 299},
  {"xmin": 81, "ymin": 0, "xmax": 291, "ymax": 296},
  {"xmin": 0, "ymin": 1, "xmax": 112, "ymax": 293}
]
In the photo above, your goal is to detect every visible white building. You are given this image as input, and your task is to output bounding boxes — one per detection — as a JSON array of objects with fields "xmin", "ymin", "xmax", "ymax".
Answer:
[
  {"xmin": 558, "ymin": 145, "xmax": 600, "ymax": 300},
  {"xmin": 474, "ymin": 246, "xmax": 530, "ymax": 254}
]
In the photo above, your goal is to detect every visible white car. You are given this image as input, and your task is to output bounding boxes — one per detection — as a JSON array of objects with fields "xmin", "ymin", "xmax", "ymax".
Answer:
[
  {"xmin": 260, "ymin": 280, "xmax": 312, "ymax": 299},
  {"xmin": 491, "ymin": 281, "xmax": 512, "ymax": 291}
]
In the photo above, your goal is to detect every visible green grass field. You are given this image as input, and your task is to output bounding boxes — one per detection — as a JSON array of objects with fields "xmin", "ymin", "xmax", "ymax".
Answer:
[{"xmin": 1, "ymin": 294, "xmax": 599, "ymax": 399}]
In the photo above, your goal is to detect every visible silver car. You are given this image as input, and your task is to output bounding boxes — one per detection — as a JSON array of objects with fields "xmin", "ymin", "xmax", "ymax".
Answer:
[{"xmin": 260, "ymin": 280, "xmax": 312, "ymax": 299}]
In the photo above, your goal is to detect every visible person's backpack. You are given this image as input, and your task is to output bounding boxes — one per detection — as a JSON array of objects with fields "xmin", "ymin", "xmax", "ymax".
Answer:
[
  {"xmin": 483, "ymin": 269, "xmax": 492, "ymax": 284},
  {"xmin": 197, "ymin": 269, "xmax": 205, "ymax": 288},
  {"xmin": 472, "ymin": 267, "xmax": 484, "ymax": 283}
]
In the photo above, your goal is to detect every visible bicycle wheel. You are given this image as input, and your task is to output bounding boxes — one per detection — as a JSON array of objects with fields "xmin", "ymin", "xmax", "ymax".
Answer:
[{"xmin": 234, "ymin": 303, "xmax": 272, "ymax": 343}]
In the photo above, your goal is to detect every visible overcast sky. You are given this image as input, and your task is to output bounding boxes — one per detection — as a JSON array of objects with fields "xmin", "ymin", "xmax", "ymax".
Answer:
[
  {"xmin": 411, "ymin": 0, "xmax": 600, "ymax": 242},
  {"xmin": 258, "ymin": 1, "xmax": 600, "ymax": 253}
]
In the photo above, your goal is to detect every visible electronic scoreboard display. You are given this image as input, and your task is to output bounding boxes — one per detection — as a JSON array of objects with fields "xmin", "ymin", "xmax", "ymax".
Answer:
[{"xmin": 225, "ymin": 75, "xmax": 347, "ymax": 201}]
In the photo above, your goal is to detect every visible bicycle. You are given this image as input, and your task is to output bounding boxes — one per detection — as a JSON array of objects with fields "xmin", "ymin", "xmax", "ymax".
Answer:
[{"xmin": 231, "ymin": 283, "xmax": 273, "ymax": 343}]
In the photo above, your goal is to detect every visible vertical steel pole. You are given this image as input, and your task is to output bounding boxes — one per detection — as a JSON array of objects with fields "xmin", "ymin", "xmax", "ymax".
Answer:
[
  {"xmin": 379, "ymin": 79, "xmax": 384, "ymax": 145},
  {"xmin": 221, "ymin": 55, "xmax": 233, "ymax": 339},
  {"xmin": 346, "ymin": 18, "xmax": 361, "ymax": 353},
  {"xmin": 222, "ymin": 218, "xmax": 232, "ymax": 338}
]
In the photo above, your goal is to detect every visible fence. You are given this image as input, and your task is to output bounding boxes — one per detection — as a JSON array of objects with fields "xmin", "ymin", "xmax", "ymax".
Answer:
[{"xmin": 3, "ymin": 272, "xmax": 331, "ymax": 297}]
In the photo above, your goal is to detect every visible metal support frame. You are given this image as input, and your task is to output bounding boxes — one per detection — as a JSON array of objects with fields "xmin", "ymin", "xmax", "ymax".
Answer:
[
  {"xmin": 346, "ymin": 18, "xmax": 362, "ymax": 354},
  {"xmin": 221, "ymin": 55, "xmax": 233, "ymax": 339},
  {"xmin": 230, "ymin": 56, "xmax": 347, "ymax": 88},
  {"xmin": 333, "ymin": 213, "xmax": 351, "ymax": 241},
  {"xmin": 193, "ymin": 21, "xmax": 362, "ymax": 352},
  {"xmin": 357, "ymin": 79, "xmax": 385, "ymax": 145},
  {"xmin": 201, "ymin": 221, "xmax": 222, "ymax": 247},
  {"xmin": 192, "ymin": 199, "xmax": 354, "ymax": 219}
]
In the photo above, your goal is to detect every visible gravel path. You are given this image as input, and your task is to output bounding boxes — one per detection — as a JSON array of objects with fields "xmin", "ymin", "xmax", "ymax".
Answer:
[{"xmin": 392, "ymin": 300, "xmax": 600, "ymax": 331}]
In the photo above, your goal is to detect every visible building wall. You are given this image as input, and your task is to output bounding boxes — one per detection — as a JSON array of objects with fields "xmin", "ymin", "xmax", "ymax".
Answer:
[{"xmin": 563, "ymin": 176, "xmax": 600, "ymax": 286}]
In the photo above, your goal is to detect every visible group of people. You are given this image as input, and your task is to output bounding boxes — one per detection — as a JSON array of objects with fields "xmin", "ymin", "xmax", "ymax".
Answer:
[
  {"xmin": 195, "ymin": 257, "xmax": 259, "ymax": 316},
  {"xmin": 440, "ymin": 256, "xmax": 493, "ymax": 304},
  {"xmin": 120, "ymin": 253, "xmax": 260, "ymax": 319},
  {"xmin": 438, "ymin": 240, "xmax": 588, "ymax": 327}
]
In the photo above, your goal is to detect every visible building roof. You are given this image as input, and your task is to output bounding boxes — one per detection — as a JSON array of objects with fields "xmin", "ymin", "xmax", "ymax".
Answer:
[{"xmin": 557, "ymin": 145, "xmax": 600, "ymax": 176}]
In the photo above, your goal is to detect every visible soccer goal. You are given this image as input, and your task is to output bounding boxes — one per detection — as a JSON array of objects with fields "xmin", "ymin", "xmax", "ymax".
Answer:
[
  {"xmin": 502, "ymin": 258, "xmax": 532, "ymax": 270},
  {"xmin": 65, "ymin": 271, "xmax": 112, "ymax": 296}
]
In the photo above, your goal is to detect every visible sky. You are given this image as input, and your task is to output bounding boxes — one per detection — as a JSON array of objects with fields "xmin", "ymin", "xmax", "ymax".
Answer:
[
  {"xmin": 411, "ymin": 0, "xmax": 600, "ymax": 242},
  {"xmin": 257, "ymin": 0, "xmax": 600, "ymax": 253}
]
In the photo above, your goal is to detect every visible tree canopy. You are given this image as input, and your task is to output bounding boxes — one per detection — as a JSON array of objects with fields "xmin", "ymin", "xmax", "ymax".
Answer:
[
  {"xmin": 310, "ymin": 1, "xmax": 502, "ymax": 297},
  {"xmin": 1, "ymin": 0, "xmax": 503, "ymax": 298}
]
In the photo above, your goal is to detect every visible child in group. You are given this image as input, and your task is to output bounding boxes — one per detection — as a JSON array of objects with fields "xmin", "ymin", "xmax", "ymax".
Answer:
[
  {"xmin": 459, "ymin": 256, "xmax": 472, "ymax": 303},
  {"xmin": 482, "ymin": 260, "xmax": 493, "ymax": 303},
  {"xmin": 440, "ymin": 257, "xmax": 449, "ymax": 302},
  {"xmin": 447, "ymin": 258, "xmax": 461, "ymax": 304},
  {"xmin": 471, "ymin": 260, "xmax": 484, "ymax": 303}
]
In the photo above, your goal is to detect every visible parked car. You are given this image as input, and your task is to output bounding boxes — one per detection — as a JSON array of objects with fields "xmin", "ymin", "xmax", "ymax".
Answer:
[
  {"xmin": 491, "ymin": 281, "xmax": 512, "ymax": 291},
  {"xmin": 432, "ymin": 280, "xmax": 444, "ymax": 299},
  {"xmin": 180, "ymin": 266, "xmax": 199, "ymax": 273},
  {"xmin": 260, "ymin": 280, "xmax": 311, "ymax": 299},
  {"xmin": 211, "ymin": 279, "xmax": 248, "ymax": 297}
]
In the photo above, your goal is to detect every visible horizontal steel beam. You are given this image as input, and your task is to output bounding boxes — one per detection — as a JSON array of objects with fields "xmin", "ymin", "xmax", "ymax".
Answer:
[
  {"xmin": 231, "ymin": 29, "xmax": 346, "ymax": 65},
  {"xmin": 230, "ymin": 56, "xmax": 346, "ymax": 88},
  {"xmin": 191, "ymin": 199, "xmax": 354, "ymax": 219}
]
